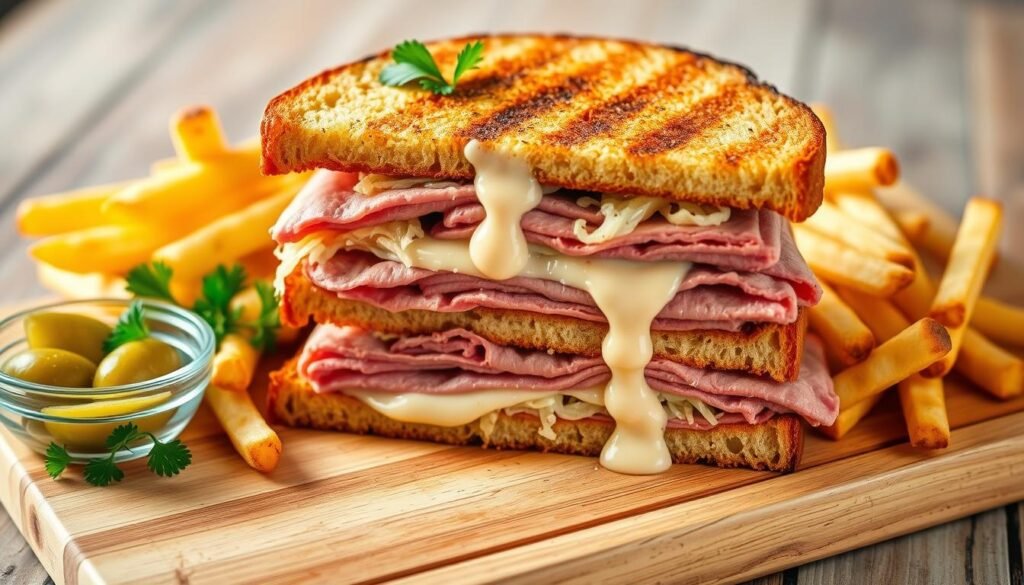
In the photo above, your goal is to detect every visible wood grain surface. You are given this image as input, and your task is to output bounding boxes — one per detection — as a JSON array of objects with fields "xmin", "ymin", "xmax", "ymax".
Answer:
[{"xmin": 0, "ymin": 0, "xmax": 1022, "ymax": 584}]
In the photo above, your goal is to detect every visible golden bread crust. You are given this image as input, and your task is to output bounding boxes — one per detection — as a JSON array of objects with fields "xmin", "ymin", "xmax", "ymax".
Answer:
[
  {"xmin": 261, "ymin": 34, "xmax": 825, "ymax": 221},
  {"xmin": 269, "ymin": 357, "xmax": 804, "ymax": 472}
]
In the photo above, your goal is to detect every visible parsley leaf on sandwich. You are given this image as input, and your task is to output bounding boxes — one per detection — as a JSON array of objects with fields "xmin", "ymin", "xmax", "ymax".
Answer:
[{"xmin": 380, "ymin": 39, "xmax": 484, "ymax": 95}]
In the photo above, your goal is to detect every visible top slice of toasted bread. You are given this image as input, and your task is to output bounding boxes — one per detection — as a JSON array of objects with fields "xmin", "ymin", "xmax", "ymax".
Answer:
[{"xmin": 262, "ymin": 34, "xmax": 826, "ymax": 221}]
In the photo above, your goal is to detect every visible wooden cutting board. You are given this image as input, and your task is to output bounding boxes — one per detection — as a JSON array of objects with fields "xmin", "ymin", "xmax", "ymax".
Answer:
[{"xmin": 2, "ymin": 346, "xmax": 1024, "ymax": 585}]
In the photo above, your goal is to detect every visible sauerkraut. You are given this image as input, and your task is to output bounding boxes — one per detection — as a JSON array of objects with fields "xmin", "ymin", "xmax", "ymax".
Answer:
[{"xmin": 572, "ymin": 193, "xmax": 732, "ymax": 244}]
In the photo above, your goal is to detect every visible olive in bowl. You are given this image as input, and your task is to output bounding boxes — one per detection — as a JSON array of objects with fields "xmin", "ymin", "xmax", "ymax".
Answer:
[{"xmin": 0, "ymin": 299, "xmax": 213, "ymax": 461}]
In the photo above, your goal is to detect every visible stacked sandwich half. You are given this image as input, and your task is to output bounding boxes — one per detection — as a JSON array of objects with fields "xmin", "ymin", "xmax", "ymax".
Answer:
[{"xmin": 264, "ymin": 35, "xmax": 837, "ymax": 473}]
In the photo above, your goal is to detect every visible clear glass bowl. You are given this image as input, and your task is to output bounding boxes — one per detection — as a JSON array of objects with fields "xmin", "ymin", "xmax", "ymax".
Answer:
[{"xmin": 0, "ymin": 298, "xmax": 214, "ymax": 462}]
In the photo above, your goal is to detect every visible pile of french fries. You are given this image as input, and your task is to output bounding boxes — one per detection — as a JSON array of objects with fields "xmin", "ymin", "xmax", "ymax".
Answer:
[
  {"xmin": 17, "ymin": 106, "xmax": 309, "ymax": 472},
  {"xmin": 804, "ymin": 104, "xmax": 1024, "ymax": 448}
]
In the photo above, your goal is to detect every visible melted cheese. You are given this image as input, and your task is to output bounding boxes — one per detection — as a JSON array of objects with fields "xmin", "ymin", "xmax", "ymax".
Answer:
[
  {"xmin": 380, "ymin": 235, "xmax": 690, "ymax": 474},
  {"xmin": 464, "ymin": 140, "xmax": 543, "ymax": 280},
  {"xmin": 347, "ymin": 389, "xmax": 720, "ymax": 444}
]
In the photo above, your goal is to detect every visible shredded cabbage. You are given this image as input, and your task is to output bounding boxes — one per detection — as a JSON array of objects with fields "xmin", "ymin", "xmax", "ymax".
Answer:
[
  {"xmin": 572, "ymin": 193, "xmax": 732, "ymax": 244},
  {"xmin": 274, "ymin": 220, "xmax": 426, "ymax": 295},
  {"xmin": 353, "ymin": 174, "xmax": 462, "ymax": 196},
  {"xmin": 499, "ymin": 391, "xmax": 719, "ymax": 440}
]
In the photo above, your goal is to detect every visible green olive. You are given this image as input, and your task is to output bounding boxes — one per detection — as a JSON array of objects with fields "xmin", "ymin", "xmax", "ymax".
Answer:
[
  {"xmin": 25, "ymin": 312, "xmax": 112, "ymax": 364},
  {"xmin": 1, "ymin": 349, "xmax": 97, "ymax": 387},
  {"xmin": 93, "ymin": 339, "xmax": 181, "ymax": 387}
]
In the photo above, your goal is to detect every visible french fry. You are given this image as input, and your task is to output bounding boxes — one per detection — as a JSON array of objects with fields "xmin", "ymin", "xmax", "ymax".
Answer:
[
  {"xmin": 212, "ymin": 334, "xmax": 260, "ymax": 392},
  {"xmin": 897, "ymin": 375, "xmax": 949, "ymax": 449},
  {"xmin": 170, "ymin": 106, "xmax": 228, "ymax": 161},
  {"xmin": 835, "ymin": 287, "xmax": 909, "ymax": 342},
  {"xmin": 17, "ymin": 181, "xmax": 132, "ymax": 236},
  {"xmin": 827, "ymin": 192, "xmax": 938, "ymax": 320},
  {"xmin": 102, "ymin": 148, "xmax": 263, "ymax": 224},
  {"xmin": 929, "ymin": 198, "xmax": 1002, "ymax": 328},
  {"xmin": 891, "ymin": 210, "xmax": 930, "ymax": 242},
  {"xmin": 153, "ymin": 190, "xmax": 296, "ymax": 284},
  {"xmin": 954, "ymin": 328, "xmax": 1024, "ymax": 399},
  {"xmin": 150, "ymin": 157, "xmax": 180, "ymax": 175},
  {"xmin": 833, "ymin": 318, "xmax": 951, "ymax": 409},
  {"xmin": 819, "ymin": 393, "xmax": 884, "ymax": 441},
  {"xmin": 809, "ymin": 282, "xmax": 875, "ymax": 367},
  {"xmin": 205, "ymin": 385, "xmax": 281, "ymax": 472},
  {"xmin": 29, "ymin": 224, "xmax": 172, "ymax": 274},
  {"xmin": 877, "ymin": 182, "xmax": 960, "ymax": 263},
  {"xmin": 238, "ymin": 247, "xmax": 279, "ymax": 282},
  {"xmin": 804, "ymin": 200, "xmax": 914, "ymax": 266},
  {"xmin": 35, "ymin": 263, "xmax": 127, "ymax": 299},
  {"xmin": 824, "ymin": 147, "xmax": 900, "ymax": 193},
  {"xmin": 830, "ymin": 191, "xmax": 903, "ymax": 241},
  {"xmin": 793, "ymin": 225, "xmax": 914, "ymax": 296},
  {"xmin": 922, "ymin": 323, "xmax": 965, "ymax": 378},
  {"xmin": 972, "ymin": 296, "xmax": 1024, "ymax": 347}
]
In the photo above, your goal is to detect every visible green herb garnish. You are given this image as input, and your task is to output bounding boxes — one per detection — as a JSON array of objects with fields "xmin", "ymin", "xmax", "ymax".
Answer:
[
  {"xmin": 379, "ymin": 39, "xmax": 484, "ymax": 95},
  {"xmin": 249, "ymin": 281, "xmax": 281, "ymax": 352},
  {"xmin": 125, "ymin": 261, "xmax": 280, "ymax": 351},
  {"xmin": 44, "ymin": 443, "xmax": 71, "ymax": 479},
  {"xmin": 44, "ymin": 423, "xmax": 192, "ymax": 486},
  {"xmin": 102, "ymin": 300, "xmax": 149, "ymax": 352},
  {"xmin": 125, "ymin": 261, "xmax": 176, "ymax": 303},
  {"xmin": 192, "ymin": 264, "xmax": 247, "ymax": 344}
]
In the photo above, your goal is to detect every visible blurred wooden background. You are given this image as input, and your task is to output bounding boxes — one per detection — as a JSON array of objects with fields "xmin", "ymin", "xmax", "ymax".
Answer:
[{"xmin": 0, "ymin": 0, "xmax": 1021, "ymax": 583}]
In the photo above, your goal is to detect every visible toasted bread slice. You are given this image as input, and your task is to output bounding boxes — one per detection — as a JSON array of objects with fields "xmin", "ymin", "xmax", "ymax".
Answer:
[
  {"xmin": 262, "ymin": 34, "xmax": 825, "ymax": 221},
  {"xmin": 281, "ymin": 266, "xmax": 807, "ymax": 382},
  {"xmin": 269, "ymin": 357, "xmax": 804, "ymax": 472}
]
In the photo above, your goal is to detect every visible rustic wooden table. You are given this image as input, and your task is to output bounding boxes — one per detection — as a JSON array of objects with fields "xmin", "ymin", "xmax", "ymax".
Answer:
[{"xmin": 0, "ymin": 0, "xmax": 1021, "ymax": 583}]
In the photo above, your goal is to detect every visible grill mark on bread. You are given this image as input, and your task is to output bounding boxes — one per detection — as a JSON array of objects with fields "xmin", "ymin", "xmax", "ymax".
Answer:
[
  {"xmin": 461, "ymin": 49, "xmax": 643, "ymax": 142},
  {"xmin": 547, "ymin": 53, "xmax": 702, "ymax": 146},
  {"xmin": 628, "ymin": 87, "xmax": 743, "ymax": 156},
  {"xmin": 462, "ymin": 76, "xmax": 591, "ymax": 140},
  {"xmin": 722, "ymin": 123, "xmax": 782, "ymax": 167}
]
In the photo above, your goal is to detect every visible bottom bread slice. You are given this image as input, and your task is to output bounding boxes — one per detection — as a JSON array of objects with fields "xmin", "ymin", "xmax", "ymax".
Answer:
[{"xmin": 269, "ymin": 358, "xmax": 805, "ymax": 472}]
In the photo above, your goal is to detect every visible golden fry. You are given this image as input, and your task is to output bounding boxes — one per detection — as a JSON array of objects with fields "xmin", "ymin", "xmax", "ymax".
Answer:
[
  {"xmin": 212, "ymin": 334, "xmax": 260, "ymax": 392},
  {"xmin": 972, "ymin": 296, "xmax": 1024, "ymax": 347},
  {"xmin": 29, "ymin": 225, "xmax": 171, "ymax": 274},
  {"xmin": 35, "ymin": 263, "xmax": 127, "ymax": 299},
  {"xmin": 825, "ymin": 147, "xmax": 900, "ymax": 193},
  {"xmin": 819, "ymin": 392, "xmax": 883, "ymax": 441},
  {"xmin": 835, "ymin": 287, "xmax": 909, "ymax": 342},
  {"xmin": 102, "ymin": 149, "xmax": 263, "ymax": 224},
  {"xmin": 804, "ymin": 200, "xmax": 913, "ymax": 267},
  {"xmin": 877, "ymin": 182, "xmax": 960, "ymax": 263},
  {"xmin": 892, "ymin": 210, "xmax": 930, "ymax": 241},
  {"xmin": 170, "ymin": 105, "xmax": 228, "ymax": 161},
  {"xmin": 205, "ymin": 385, "xmax": 281, "ymax": 473},
  {"xmin": 830, "ymin": 191, "xmax": 903, "ymax": 241},
  {"xmin": 834, "ymin": 318, "xmax": 951, "ymax": 408},
  {"xmin": 153, "ymin": 190, "xmax": 296, "ymax": 284},
  {"xmin": 929, "ymin": 198, "xmax": 1002, "ymax": 327},
  {"xmin": 897, "ymin": 375, "xmax": 949, "ymax": 449},
  {"xmin": 793, "ymin": 225, "xmax": 914, "ymax": 296},
  {"xmin": 809, "ymin": 282, "xmax": 875, "ymax": 367},
  {"xmin": 954, "ymin": 328, "xmax": 1023, "ymax": 399},
  {"xmin": 17, "ymin": 181, "xmax": 132, "ymax": 236}
]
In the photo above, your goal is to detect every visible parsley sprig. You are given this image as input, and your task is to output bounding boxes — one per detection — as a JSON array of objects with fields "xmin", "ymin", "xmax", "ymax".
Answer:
[
  {"xmin": 46, "ymin": 423, "xmax": 192, "ymax": 486},
  {"xmin": 102, "ymin": 300, "xmax": 150, "ymax": 352},
  {"xmin": 126, "ymin": 261, "xmax": 279, "ymax": 350},
  {"xmin": 380, "ymin": 40, "xmax": 484, "ymax": 95}
]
